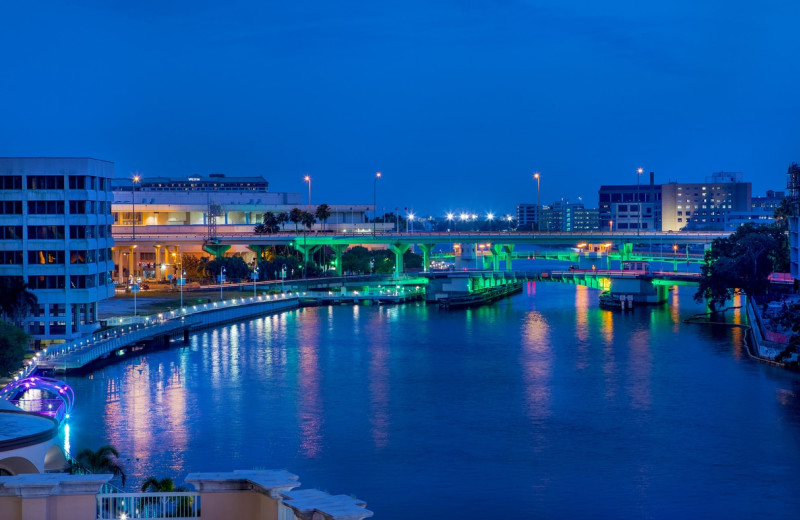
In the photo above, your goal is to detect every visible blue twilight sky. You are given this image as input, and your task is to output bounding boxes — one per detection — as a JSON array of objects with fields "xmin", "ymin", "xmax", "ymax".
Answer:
[{"xmin": 1, "ymin": 1, "xmax": 798, "ymax": 216}]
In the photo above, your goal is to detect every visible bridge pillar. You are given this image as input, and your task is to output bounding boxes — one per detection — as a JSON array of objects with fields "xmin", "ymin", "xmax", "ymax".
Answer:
[
  {"xmin": 248, "ymin": 245, "xmax": 269, "ymax": 265},
  {"xmin": 327, "ymin": 244, "xmax": 347, "ymax": 275},
  {"xmin": 203, "ymin": 243, "xmax": 231, "ymax": 258},
  {"xmin": 154, "ymin": 245, "xmax": 163, "ymax": 281},
  {"xmin": 389, "ymin": 243, "xmax": 410, "ymax": 279},
  {"xmin": 502, "ymin": 244, "xmax": 515, "ymax": 271},
  {"xmin": 620, "ymin": 242, "xmax": 633, "ymax": 261},
  {"xmin": 416, "ymin": 243, "xmax": 437, "ymax": 272},
  {"xmin": 490, "ymin": 245, "xmax": 504, "ymax": 272}
]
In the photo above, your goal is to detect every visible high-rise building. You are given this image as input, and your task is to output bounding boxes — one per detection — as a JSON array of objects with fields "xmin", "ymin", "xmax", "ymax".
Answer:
[
  {"xmin": 0, "ymin": 158, "xmax": 116, "ymax": 345},
  {"xmin": 661, "ymin": 172, "xmax": 751, "ymax": 231},
  {"xmin": 539, "ymin": 200, "xmax": 600, "ymax": 232}
]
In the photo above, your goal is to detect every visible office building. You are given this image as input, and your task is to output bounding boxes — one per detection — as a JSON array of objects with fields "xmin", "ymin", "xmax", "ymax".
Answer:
[
  {"xmin": 598, "ymin": 172, "xmax": 661, "ymax": 231},
  {"xmin": 661, "ymin": 172, "xmax": 751, "ymax": 231},
  {"xmin": 0, "ymin": 158, "xmax": 115, "ymax": 345}
]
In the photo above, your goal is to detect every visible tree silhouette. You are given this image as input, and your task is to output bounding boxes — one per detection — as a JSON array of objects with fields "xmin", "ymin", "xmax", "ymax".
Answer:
[
  {"xmin": 0, "ymin": 276, "xmax": 38, "ymax": 328},
  {"xmin": 289, "ymin": 208, "xmax": 304, "ymax": 231},
  {"xmin": 301, "ymin": 211, "xmax": 317, "ymax": 230},
  {"xmin": 74, "ymin": 445, "xmax": 126, "ymax": 486},
  {"xmin": 315, "ymin": 204, "xmax": 332, "ymax": 230}
]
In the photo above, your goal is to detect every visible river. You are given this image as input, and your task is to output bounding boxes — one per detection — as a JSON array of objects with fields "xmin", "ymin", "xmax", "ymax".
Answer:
[{"xmin": 63, "ymin": 283, "xmax": 800, "ymax": 519}]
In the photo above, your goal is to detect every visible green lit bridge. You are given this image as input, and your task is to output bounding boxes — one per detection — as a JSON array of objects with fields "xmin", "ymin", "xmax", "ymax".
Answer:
[{"xmin": 112, "ymin": 226, "xmax": 727, "ymax": 278}]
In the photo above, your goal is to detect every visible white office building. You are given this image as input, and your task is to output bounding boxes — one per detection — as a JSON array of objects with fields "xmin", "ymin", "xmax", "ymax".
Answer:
[{"xmin": 0, "ymin": 158, "xmax": 115, "ymax": 345}]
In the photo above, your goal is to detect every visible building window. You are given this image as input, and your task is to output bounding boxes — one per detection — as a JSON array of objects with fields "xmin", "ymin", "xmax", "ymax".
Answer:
[
  {"xmin": 0, "ymin": 251, "xmax": 23, "ymax": 264},
  {"xmin": 27, "ymin": 176, "xmax": 64, "ymax": 190},
  {"xmin": 28, "ymin": 250, "xmax": 65, "ymax": 264},
  {"xmin": 27, "ymin": 200, "xmax": 65, "ymax": 214},
  {"xmin": 1, "ymin": 226, "xmax": 23, "ymax": 239},
  {"xmin": 0, "ymin": 201, "xmax": 22, "ymax": 214},
  {"xmin": 27, "ymin": 225, "xmax": 65, "ymax": 240},
  {"xmin": 0, "ymin": 176, "xmax": 22, "ymax": 190}
]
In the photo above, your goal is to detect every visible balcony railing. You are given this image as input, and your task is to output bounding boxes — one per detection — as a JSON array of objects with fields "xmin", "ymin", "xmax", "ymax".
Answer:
[{"xmin": 97, "ymin": 492, "xmax": 201, "ymax": 519}]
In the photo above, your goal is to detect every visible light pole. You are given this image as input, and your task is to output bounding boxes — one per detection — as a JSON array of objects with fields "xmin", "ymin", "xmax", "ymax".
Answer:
[
  {"xmin": 373, "ymin": 172, "xmax": 381, "ymax": 236},
  {"xmin": 180, "ymin": 270, "xmax": 185, "ymax": 309},
  {"xmin": 446, "ymin": 212, "xmax": 455, "ymax": 232},
  {"xmin": 219, "ymin": 266, "xmax": 226, "ymax": 301},
  {"xmin": 636, "ymin": 167, "xmax": 643, "ymax": 235},
  {"xmin": 132, "ymin": 174, "xmax": 140, "ymax": 276},
  {"xmin": 487, "ymin": 212, "xmax": 494, "ymax": 231},
  {"xmin": 281, "ymin": 264, "xmax": 286, "ymax": 293},
  {"xmin": 253, "ymin": 266, "xmax": 258, "ymax": 297},
  {"xmin": 304, "ymin": 175, "xmax": 311, "ymax": 210},
  {"xmin": 533, "ymin": 172, "xmax": 540, "ymax": 231},
  {"xmin": 407, "ymin": 212, "xmax": 414, "ymax": 233}
]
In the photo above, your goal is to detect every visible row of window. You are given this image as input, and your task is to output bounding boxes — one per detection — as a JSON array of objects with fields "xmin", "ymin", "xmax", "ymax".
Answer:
[
  {"xmin": 21, "ymin": 249, "xmax": 113, "ymax": 264},
  {"xmin": 0, "ymin": 175, "xmax": 110, "ymax": 191},
  {"xmin": 0, "ymin": 201, "xmax": 22, "ymax": 214},
  {"xmin": 27, "ymin": 273, "xmax": 111, "ymax": 290},
  {"xmin": 1, "ymin": 225, "xmax": 113, "ymax": 240}
]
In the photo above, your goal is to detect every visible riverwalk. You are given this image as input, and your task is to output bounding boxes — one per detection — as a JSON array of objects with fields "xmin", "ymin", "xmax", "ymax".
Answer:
[{"xmin": 30, "ymin": 294, "xmax": 299, "ymax": 375}]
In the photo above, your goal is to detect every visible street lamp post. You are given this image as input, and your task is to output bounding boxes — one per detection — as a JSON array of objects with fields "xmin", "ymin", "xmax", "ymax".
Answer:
[
  {"xmin": 132, "ymin": 174, "xmax": 140, "ymax": 276},
  {"xmin": 219, "ymin": 266, "xmax": 226, "ymax": 301},
  {"xmin": 487, "ymin": 212, "xmax": 494, "ymax": 231},
  {"xmin": 636, "ymin": 167, "xmax": 643, "ymax": 235},
  {"xmin": 533, "ymin": 172, "xmax": 541, "ymax": 231},
  {"xmin": 373, "ymin": 172, "xmax": 381, "ymax": 236},
  {"xmin": 253, "ymin": 266, "xmax": 258, "ymax": 297},
  {"xmin": 180, "ymin": 270, "xmax": 185, "ymax": 309},
  {"xmin": 304, "ymin": 175, "xmax": 311, "ymax": 210}
]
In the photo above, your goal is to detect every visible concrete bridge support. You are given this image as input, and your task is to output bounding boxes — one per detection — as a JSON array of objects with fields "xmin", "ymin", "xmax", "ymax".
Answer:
[
  {"xmin": 329, "ymin": 244, "xmax": 348, "ymax": 275},
  {"xmin": 620, "ymin": 242, "xmax": 633, "ymax": 261},
  {"xmin": 248, "ymin": 245, "xmax": 269, "ymax": 265},
  {"xmin": 502, "ymin": 244, "xmax": 514, "ymax": 271},
  {"xmin": 203, "ymin": 243, "xmax": 231, "ymax": 258},
  {"xmin": 389, "ymin": 243, "xmax": 410, "ymax": 279},
  {"xmin": 417, "ymin": 243, "xmax": 436, "ymax": 272}
]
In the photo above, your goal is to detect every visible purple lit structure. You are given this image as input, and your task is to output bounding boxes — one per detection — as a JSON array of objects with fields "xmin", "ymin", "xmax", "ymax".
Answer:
[{"xmin": 0, "ymin": 376, "xmax": 75, "ymax": 426}]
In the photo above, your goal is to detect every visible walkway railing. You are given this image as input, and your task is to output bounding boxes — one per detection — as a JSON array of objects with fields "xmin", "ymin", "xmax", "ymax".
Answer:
[
  {"xmin": 18, "ymin": 293, "xmax": 297, "ymax": 378},
  {"xmin": 97, "ymin": 491, "xmax": 201, "ymax": 519}
]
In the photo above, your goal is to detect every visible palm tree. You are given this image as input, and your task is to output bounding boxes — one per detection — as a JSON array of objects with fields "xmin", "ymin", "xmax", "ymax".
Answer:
[
  {"xmin": 276, "ymin": 211, "xmax": 289, "ymax": 231},
  {"xmin": 0, "ymin": 276, "xmax": 38, "ymax": 328},
  {"xmin": 289, "ymin": 208, "xmax": 304, "ymax": 231},
  {"xmin": 315, "ymin": 204, "xmax": 332, "ymax": 231},
  {"xmin": 141, "ymin": 476, "xmax": 193, "ymax": 516},
  {"xmin": 254, "ymin": 211, "xmax": 280, "ymax": 235},
  {"xmin": 74, "ymin": 445, "xmax": 126, "ymax": 486},
  {"xmin": 301, "ymin": 211, "xmax": 317, "ymax": 231}
]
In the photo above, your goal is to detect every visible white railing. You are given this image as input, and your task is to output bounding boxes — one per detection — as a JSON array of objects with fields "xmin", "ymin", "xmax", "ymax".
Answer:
[{"xmin": 97, "ymin": 492, "xmax": 200, "ymax": 519}]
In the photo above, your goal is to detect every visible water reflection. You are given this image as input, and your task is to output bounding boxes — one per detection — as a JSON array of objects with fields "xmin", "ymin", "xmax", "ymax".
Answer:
[
  {"xmin": 574, "ymin": 286, "xmax": 590, "ymax": 371},
  {"xmin": 521, "ymin": 311, "xmax": 552, "ymax": 425},
  {"xmin": 627, "ymin": 326, "xmax": 652, "ymax": 411},
  {"xmin": 298, "ymin": 310, "xmax": 323, "ymax": 458},
  {"xmin": 368, "ymin": 309, "xmax": 390, "ymax": 449}
]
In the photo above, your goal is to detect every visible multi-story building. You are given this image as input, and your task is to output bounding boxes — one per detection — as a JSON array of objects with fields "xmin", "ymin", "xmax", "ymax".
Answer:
[
  {"xmin": 788, "ymin": 164, "xmax": 800, "ymax": 282},
  {"xmin": 661, "ymin": 172, "xmax": 751, "ymax": 231},
  {"xmin": 515, "ymin": 203, "xmax": 539, "ymax": 230},
  {"xmin": 0, "ymin": 157, "xmax": 115, "ymax": 345},
  {"xmin": 598, "ymin": 172, "xmax": 661, "ymax": 231},
  {"xmin": 538, "ymin": 200, "xmax": 600, "ymax": 232},
  {"xmin": 111, "ymin": 174, "xmax": 378, "ymax": 281}
]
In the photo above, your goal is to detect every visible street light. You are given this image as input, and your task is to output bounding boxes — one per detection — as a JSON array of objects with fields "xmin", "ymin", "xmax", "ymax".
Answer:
[
  {"xmin": 219, "ymin": 266, "xmax": 226, "ymax": 301},
  {"xmin": 304, "ymin": 174, "xmax": 311, "ymax": 210},
  {"xmin": 180, "ymin": 270, "xmax": 185, "ymax": 309},
  {"xmin": 636, "ymin": 167, "xmax": 643, "ymax": 236},
  {"xmin": 373, "ymin": 172, "xmax": 381, "ymax": 236},
  {"xmin": 253, "ymin": 265, "xmax": 258, "ymax": 297},
  {"xmin": 487, "ymin": 212, "xmax": 494, "ymax": 231},
  {"xmin": 407, "ymin": 212, "xmax": 415, "ymax": 232},
  {"xmin": 132, "ymin": 174, "xmax": 140, "ymax": 275},
  {"xmin": 533, "ymin": 172, "xmax": 541, "ymax": 231},
  {"xmin": 446, "ymin": 212, "xmax": 455, "ymax": 231}
]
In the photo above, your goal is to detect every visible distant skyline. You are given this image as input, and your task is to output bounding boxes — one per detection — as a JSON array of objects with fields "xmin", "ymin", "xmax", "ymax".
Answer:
[{"xmin": 1, "ymin": 1, "xmax": 798, "ymax": 215}]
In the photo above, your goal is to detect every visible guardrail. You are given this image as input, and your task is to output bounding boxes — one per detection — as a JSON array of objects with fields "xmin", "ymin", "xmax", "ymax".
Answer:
[{"xmin": 97, "ymin": 492, "xmax": 201, "ymax": 519}]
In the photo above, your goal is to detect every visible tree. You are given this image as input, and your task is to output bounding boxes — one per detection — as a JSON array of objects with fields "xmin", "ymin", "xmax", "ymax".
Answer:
[
  {"xmin": 276, "ymin": 211, "xmax": 289, "ymax": 231},
  {"xmin": 0, "ymin": 276, "xmax": 38, "ymax": 328},
  {"xmin": 206, "ymin": 256, "xmax": 249, "ymax": 281},
  {"xmin": 288, "ymin": 208, "xmax": 304, "ymax": 231},
  {"xmin": 181, "ymin": 255, "xmax": 208, "ymax": 281},
  {"xmin": 315, "ymin": 204, "xmax": 332, "ymax": 230},
  {"xmin": 74, "ymin": 445, "xmax": 126, "ymax": 486},
  {"xmin": 255, "ymin": 211, "xmax": 280, "ymax": 235},
  {"xmin": 141, "ymin": 477, "xmax": 192, "ymax": 516},
  {"xmin": 342, "ymin": 246, "xmax": 371, "ymax": 274},
  {"xmin": 301, "ymin": 211, "xmax": 317, "ymax": 230},
  {"xmin": 0, "ymin": 321, "xmax": 28, "ymax": 377},
  {"xmin": 694, "ymin": 223, "xmax": 789, "ymax": 310}
]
